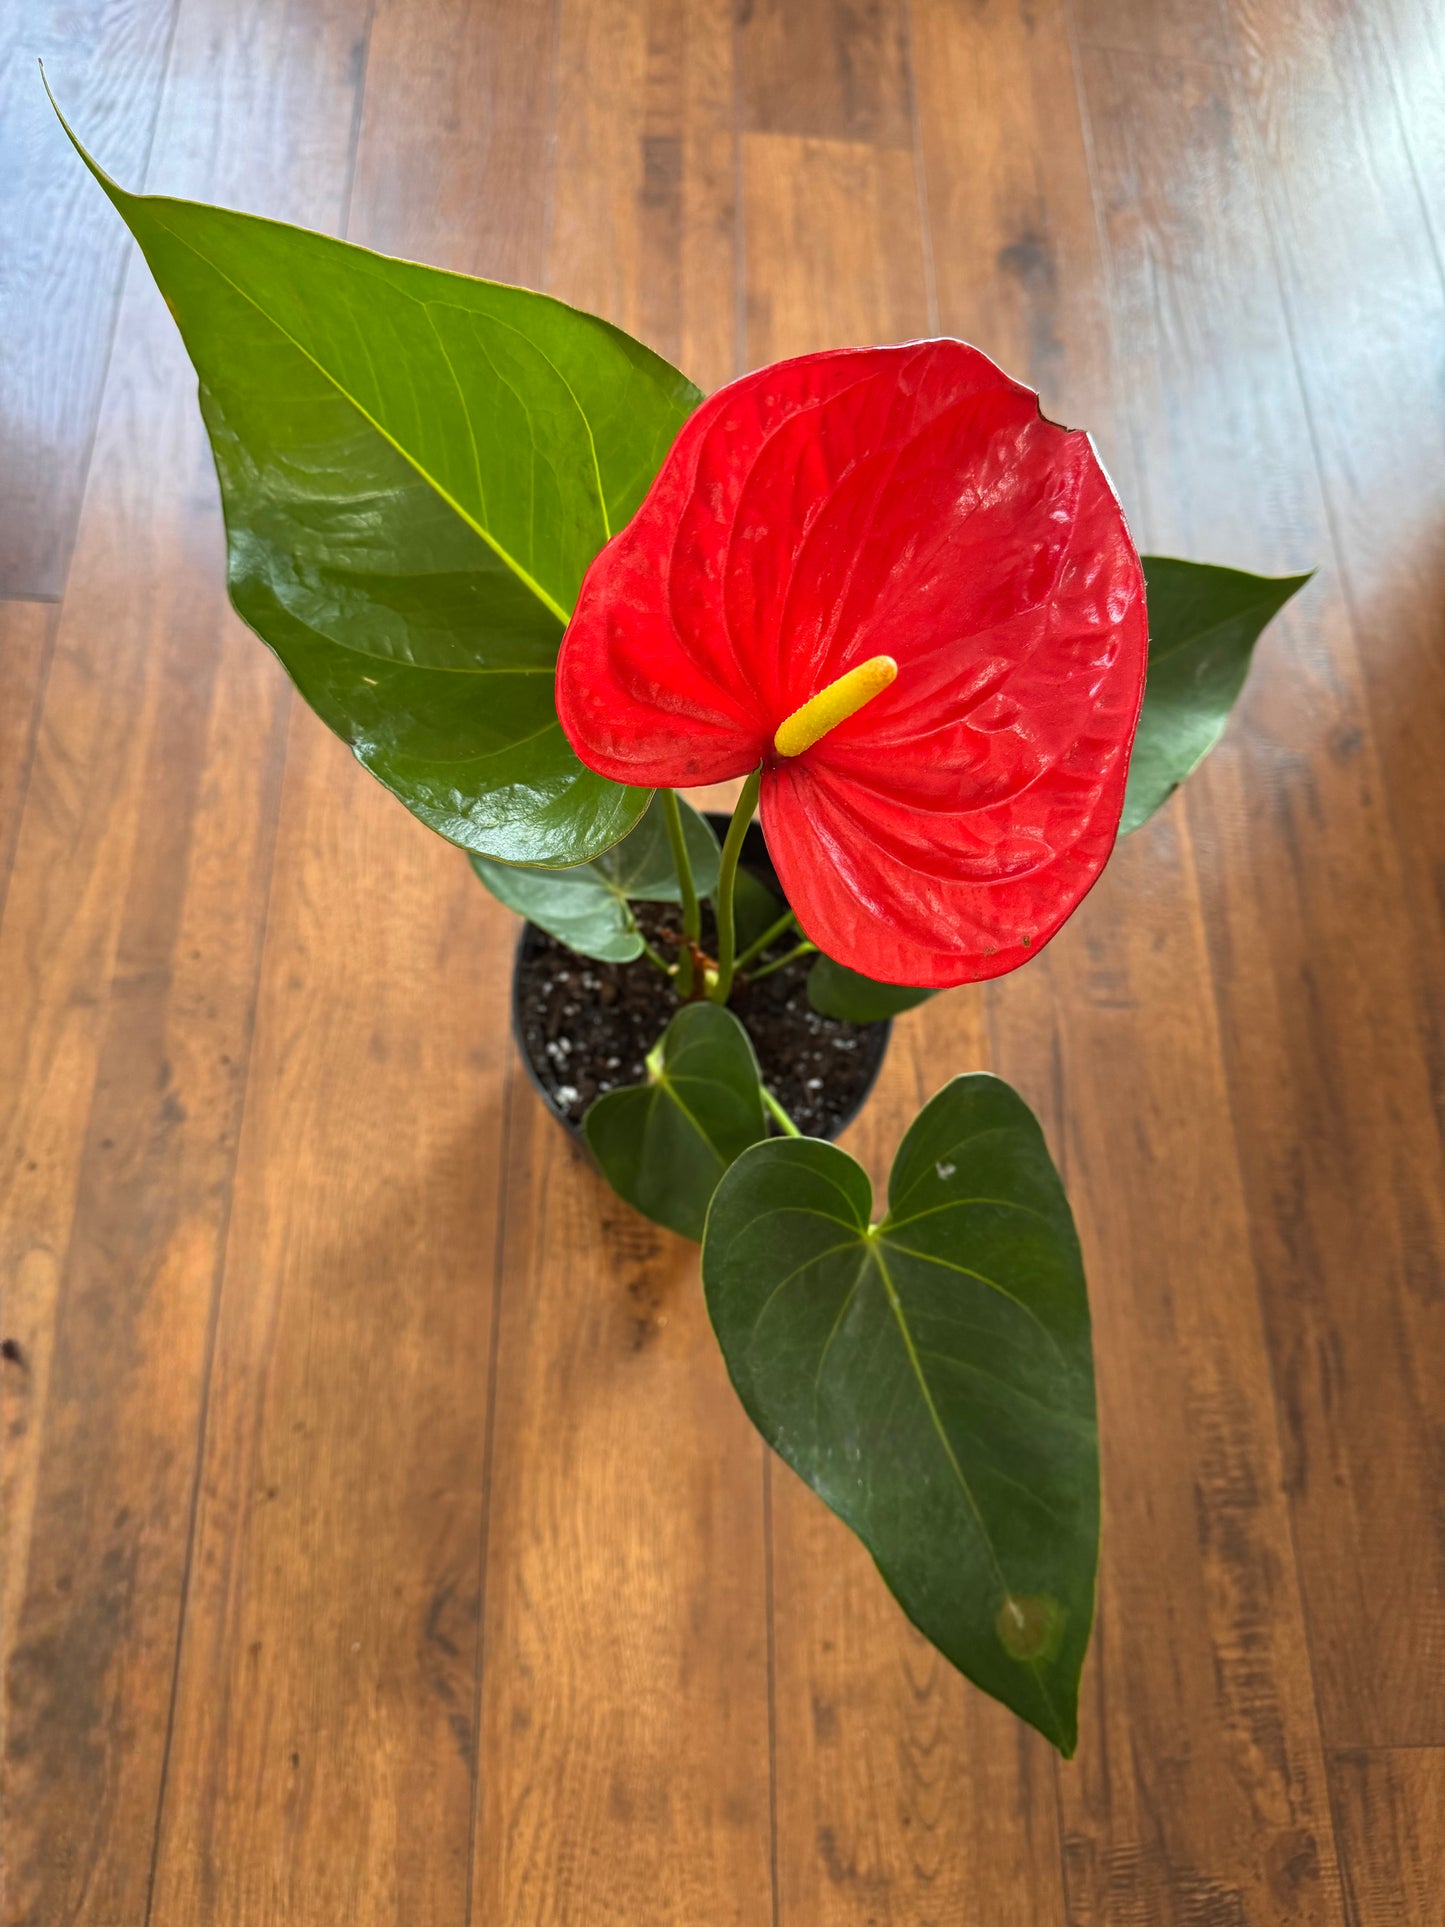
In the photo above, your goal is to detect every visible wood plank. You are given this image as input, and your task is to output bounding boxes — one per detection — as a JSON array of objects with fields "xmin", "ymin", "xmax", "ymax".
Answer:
[
  {"xmin": 470, "ymin": 5, "xmax": 773, "ymax": 1920},
  {"xmin": 736, "ymin": 0, "xmax": 913, "ymax": 146},
  {"xmin": 0, "ymin": 3, "xmax": 371, "ymax": 1920},
  {"xmin": 1330, "ymin": 1749, "xmax": 1445, "ymax": 1926},
  {"xmin": 0, "ymin": 600, "xmax": 56, "ymax": 913},
  {"xmin": 1071, "ymin": 0, "xmax": 1233, "ymax": 63},
  {"xmin": 1016, "ymin": 835, "xmax": 1344, "ymax": 1926},
  {"xmin": 1080, "ymin": 34, "xmax": 1445, "ymax": 1748},
  {"xmin": 347, "ymin": 0, "xmax": 555, "ymax": 287},
  {"xmin": 0, "ymin": 0, "xmax": 178, "ymax": 597},
  {"xmin": 473, "ymin": 1103, "xmax": 775, "ymax": 1924},
  {"xmin": 1370, "ymin": 0, "xmax": 1445, "ymax": 249},
  {"xmin": 1221, "ymin": 0, "xmax": 1445, "ymax": 1092},
  {"xmin": 146, "ymin": 727, "xmax": 508, "ymax": 1925},
  {"xmin": 915, "ymin": 4, "xmax": 1344, "ymax": 1919},
  {"xmin": 742, "ymin": 133, "xmax": 926, "ymax": 357},
  {"xmin": 740, "ymin": 123, "xmax": 1073, "ymax": 1926},
  {"xmin": 0, "ymin": 259, "xmax": 294, "ymax": 1927},
  {"xmin": 909, "ymin": 0, "xmax": 1120, "ymax": 448},
  {"xmin": 140, "ymin": 3, "xmax": 541, "ymax": 1920}
]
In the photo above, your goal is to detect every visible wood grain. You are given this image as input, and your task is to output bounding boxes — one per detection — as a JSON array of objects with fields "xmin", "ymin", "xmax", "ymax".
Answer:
[
  {"xmin": 0, "ymin": 258, "xmax": 288, "ymax": 1927},
  {"xmin": 0, "ymin": 602, "xmax": 55, "ymax": 915},
  {"xmin": 1330, "ymin": 1749, "xmax": 1445, "ymax": 1926},
  {"xmin": 0, "ymin": 0, "xmax": 178, "ymax": 597},
  {"xmin": 0, "ymin": 264, "xmax": 292, "ymax": 1927},
  {"xmin": 1371, "ymin": 0, "xmax": 1445, "ymax": 248},
  {"xmin": 1222, "ymin": 0, "xmax": 1445, "ymax": 1094},
  {"xmin": 146, "ymin": 722, "xmax": 507, "ymax": 1923},
  {"xmin": 1078, "ymin": 34, "xmax": 1445, "ymax": 1748},
  {"xmin": 1071, "ymin": 0, "xmax": 1233, "ymax": 63},
  {"xmin": 736, "ymin": 0, "xmax": 913, "ymax": 146}
]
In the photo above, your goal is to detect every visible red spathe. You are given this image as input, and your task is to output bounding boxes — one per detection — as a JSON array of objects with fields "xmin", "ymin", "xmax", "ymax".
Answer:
[{"xmin": 556, "ymin": 340, "xmax": 1148, "ymax": 988}]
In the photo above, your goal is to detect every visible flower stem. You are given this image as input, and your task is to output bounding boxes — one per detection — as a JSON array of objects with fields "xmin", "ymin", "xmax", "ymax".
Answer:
[
  {"xmin": 762, "ymin": 1087, "xmax": 802, "ymax": 1137},
  {"xmin": 746, "ymin": 939, "xmax": 817, "ymax": 984},
  {"xmin": 660, "ymin": 789, "xmax": 699, "ymax": 996},
  {"xmin": 734, "ymin": 907, "xmax": 798, "ymax": 973},
  {"xmin": 709, "ymin": 768, "xmax": 763, "ymax": 1005}
]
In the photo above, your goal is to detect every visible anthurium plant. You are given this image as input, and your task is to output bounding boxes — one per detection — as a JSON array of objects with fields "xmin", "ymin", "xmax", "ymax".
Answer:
[{"xmin": 54, "ymin": 85, "xmax": 1308, "ymax": 1756}]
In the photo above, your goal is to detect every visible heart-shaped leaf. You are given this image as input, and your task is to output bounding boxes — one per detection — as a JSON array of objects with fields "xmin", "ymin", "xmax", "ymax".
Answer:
[
  {"xmin": 703, "ymin": 1073, "xmax": 1097, "ymax": 1753},
  {"xmin": 1123, "ymin": 556, "xmax": 1311, "ymax": 833},
  {"xmin": 471, "ymin": 796, "xmax": 719, "ymax": 963},
  {"xmin": 55, "ymin": 94, "xmax": 700, "ymax": 866},
  {"xmin": 807, "ymin": 954, "xmax": 938, "ymax": 1023},
  {"xmin": 585, "ymin": 1003, "xmax": 767, "ymax": 1241}
]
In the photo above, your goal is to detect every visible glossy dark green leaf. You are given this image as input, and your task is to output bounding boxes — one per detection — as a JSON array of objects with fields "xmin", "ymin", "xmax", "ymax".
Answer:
[
  {"xmin": 807, "ymin": 954, "xmax": 937, "ymax": 1023},
  {"xmin": 470, "ymin": 796, "xmax": 719, "ymax": 963},
  {"xmin": 1123, "ymin": 556, "xmax": 1312, "ymax": 834},
  {"xmin": 730, "ymin": 865, "xmax": 785, "ymax": 955},
  {"xmin": 585, "ymin": 1003, "xmax": 767, "ymax": 1241},
  {"xmin": 703, "ymin": 1074, "xmax": 1097, "ymax": 1752},
  {"xmin": 56, "ymin": 95, "xmax": 701, "ymax": 866}
]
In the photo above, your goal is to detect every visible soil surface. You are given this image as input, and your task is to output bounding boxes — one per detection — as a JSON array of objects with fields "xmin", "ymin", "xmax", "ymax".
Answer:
[{"xmin": 513, "ymin": 891, "xmax": 890, "ymax": 1142}]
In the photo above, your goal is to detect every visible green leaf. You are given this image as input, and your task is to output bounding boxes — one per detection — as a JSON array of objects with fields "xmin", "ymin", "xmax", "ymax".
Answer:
[
  {"xmin": 807, "ymin": 954, "xmax": 937, "ymax": 1023},
  {"xmin": 54, "ymin": 93, "xmax": 701, "ymax": 866},
  {"xmin": 1123, "ymin": 556, "xmax": 1311, "ymax": 834},
  {"xmin": 470, "ymin": 795, "xmax": 720, "ymax": 963},
  {"xmin": 585, "ymin": 1003, "xmax": 768, "ymax": 1241},
  {"xmin": 731, "ymin": 865, "xmax": 785, "ymax": 955},
  {"xmin": 703, "ymin": 1074, "xmax": 1097, "ymax": 1753}
]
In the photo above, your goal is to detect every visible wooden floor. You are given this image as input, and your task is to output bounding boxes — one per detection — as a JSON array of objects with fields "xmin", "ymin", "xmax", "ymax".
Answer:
[{"xmin": 3, "ymin": 0, "xmax": 1443, "ymax": 1920}]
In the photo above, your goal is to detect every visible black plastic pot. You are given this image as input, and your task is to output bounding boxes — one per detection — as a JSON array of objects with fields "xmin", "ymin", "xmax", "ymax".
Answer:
[{"xmin": 511, "ymin": 812, "xmax": 892, "ymax": 1146}]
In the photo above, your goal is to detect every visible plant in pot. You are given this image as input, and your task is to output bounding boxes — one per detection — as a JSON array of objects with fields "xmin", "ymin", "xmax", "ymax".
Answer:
[{"xmin": 50, "ymin": 83, "xmax": 1307, "ymax": 1757}]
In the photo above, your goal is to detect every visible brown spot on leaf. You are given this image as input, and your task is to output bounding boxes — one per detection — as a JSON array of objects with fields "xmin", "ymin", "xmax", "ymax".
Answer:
[{"xmin": 996, "ymin": 1592, "xmax": 1065, "ymax": 1663}]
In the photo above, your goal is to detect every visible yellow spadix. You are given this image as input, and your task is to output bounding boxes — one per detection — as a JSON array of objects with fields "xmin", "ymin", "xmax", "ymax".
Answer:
[{"xmin": 773, "ymin": 655, "xmax": 898, "ymax": 758}]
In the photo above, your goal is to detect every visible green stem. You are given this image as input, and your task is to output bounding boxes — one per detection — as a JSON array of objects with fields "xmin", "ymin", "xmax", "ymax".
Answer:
[
  {"xmin": 734, "ymin": 907, "xmax": 798, "ymax": 973},
  {"xmin": 746, "ymin": 939, "xmax": 817, "ymax": 984},
  {"xmin": 710, "ymin": 769, "xmax": 762, "ymax": 1005},
  {"xmin": 637, "ymin": 932, "xmax": 673, "ymax": 975},
  {"xmin": 660, "ymin": 789, "xmax": 699, "ymax": 996},
  {"xmin": 762, "ymin": 1087, "xmax": 802, "ymax": 1137}
]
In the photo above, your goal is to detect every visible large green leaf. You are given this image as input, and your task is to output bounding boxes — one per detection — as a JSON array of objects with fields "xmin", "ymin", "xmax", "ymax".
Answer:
[
  {"xmin": 1123, "ymin": 556, "xmax": 1311, "ymax": 834},
  {"xmin": 471, "ymin": 795, "xmax": 719, "ymax": 963},
  {"xmin": 585, "ymin": 1003, "xmax": 767, "ymax": 1241},
  {"xmin": 807, "ymin": 954, "xmax": 937, "ymax": 1023},
  {"xmin": 55, "ymin": 92, "xmax": 700, "ymax": 866},
  {"xmin": 703, "ymin": 1074, "xmax": 1097, "ymax": 1752}
]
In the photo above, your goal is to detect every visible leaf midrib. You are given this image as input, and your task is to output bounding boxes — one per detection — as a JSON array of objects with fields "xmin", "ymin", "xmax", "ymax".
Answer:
[
  {"xmin": 1146, "ymin": 587, "xmax": 1299, "ymax": 672},
  {"xmin": 145, "ymin": 201, "xmax": 576, "ymax": 626},
  {"xmin": 868, "ymin": 1237, "xmax": 1065, "ymax": 1739}
]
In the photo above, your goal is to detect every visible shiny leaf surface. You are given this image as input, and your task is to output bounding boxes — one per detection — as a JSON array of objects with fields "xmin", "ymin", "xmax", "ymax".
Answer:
[
  {"xmin": 59, "ymin": 100, "xmax": 699, "ymax": 865},
  {"xmin": 470, "ymin": 796, "xmax": 719, "ymax": 963},
  {"xmin": 807, "ymin": 954, "xmax": 938, "ymax": 1023},
  {"xmin": 585, "ymin": 1003, "xmax": 767, "ymax": 1240},
  {"xmin": 1122, "ymin": 557, "xmax": 1311, "ymax": 833},
  {"xmin": 703, "ymin": 1074, "xmax": 1097, "ymax": 1751},
  {"xmin": 557, "ymin": 342, "xmax": 1148, "ymax": 985}
]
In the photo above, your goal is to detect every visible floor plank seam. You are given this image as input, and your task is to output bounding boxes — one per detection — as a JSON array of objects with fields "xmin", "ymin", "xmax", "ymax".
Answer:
[
  {"xmin": 141, "ymin": 704, "xmax": 292, "ymax": 1925},
  {"xmin": 463, "ymin": 1056, "xmax": 517, "ymax": 1927}
]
